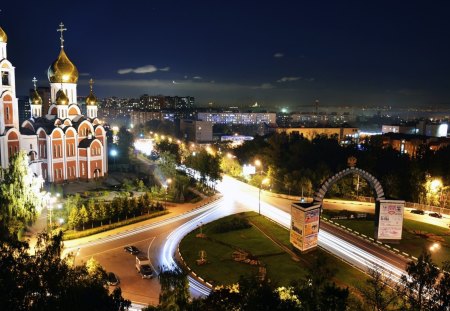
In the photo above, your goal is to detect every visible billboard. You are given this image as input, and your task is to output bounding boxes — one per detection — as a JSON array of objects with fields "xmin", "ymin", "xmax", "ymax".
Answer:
[
  {"xmin": 377, "ymin": 200, "xmax": 404, "ymax": 240},
  {"xmin": 290, "ymin": 203, "xmax": 320, "ymax": 252}
]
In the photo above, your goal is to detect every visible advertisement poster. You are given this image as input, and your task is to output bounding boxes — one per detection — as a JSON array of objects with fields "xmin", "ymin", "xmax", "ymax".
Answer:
[
  {"xmin": 290, "ymin": 204, "xmax": 320, "ymax": 252},
  {"xmin": 377, "ymin": 200, "xmax": 404, "ymax": 240}
]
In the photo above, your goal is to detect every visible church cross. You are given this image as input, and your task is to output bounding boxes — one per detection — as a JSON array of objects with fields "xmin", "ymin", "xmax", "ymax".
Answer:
[
  {"xmin": 89, "ymin": 78, "xmax": 94, "ymax": 92},
  {"xmin": 57, "ymin": 22, "xmax": 67, "ymax": 48},
  {"xmin": 32, "ymin": 77, "xmax": 37, "ymax": 90}
]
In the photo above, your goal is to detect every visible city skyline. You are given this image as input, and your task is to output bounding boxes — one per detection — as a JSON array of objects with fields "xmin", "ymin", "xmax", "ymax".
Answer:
[{"xmin": 2, "ymin": 0, "xmax": 450, "ymax": 108}]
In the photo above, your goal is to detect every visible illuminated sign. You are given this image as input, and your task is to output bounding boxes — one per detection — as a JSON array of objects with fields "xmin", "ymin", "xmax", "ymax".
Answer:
[
  {"xmin": 242, "ymin": 164, "xmax": 256, "ymax": 176},
  {"xmin": 376, "ymin": 200, "xmax": 404, "ymax": 240},
  {"xmin": 290, "ymin": 203, "xmax": 320, "ymax": 252}
]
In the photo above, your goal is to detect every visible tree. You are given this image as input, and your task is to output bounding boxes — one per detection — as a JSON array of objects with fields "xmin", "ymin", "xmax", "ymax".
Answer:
[
  {"xmin": 159, "ymin": 151, "xmax": 178, "ymax": 179},
  {"xmin": 0, "ymin": 232, "xmax": 130, "ymax": 310},
  {"xmin": 430, "ymin": 261, "xmax": 450, "ymax": 311},
  {"xmin": 79, "ymin": 205, "xmax": 89, "ymax": 230},
  {"xmin": 0, "ymin": 151, "xmax": 44, "ymax": 238},
  {"xmin": 87, "ymin": 198, "xmax": 97, "ymax": 228},
  {"xmin": 116, "ymin": 126, "xmax": 134, "ymax": 164},
  {"xmin": 297, "ymin": 254, "xmax": 350, "ymax": 311},
  {"xmin": 98, "ymin": 201, "xmax": 107, "ymax": 226},
  {"xmin": 68, "ymin": 207, "xmax": 81, "ymax": 230},
  {"xmin": 399, "ymin": 251, "xmax": 440, "ymax": 311},
  {"xmin": 158, "ymin": 267, "xmax": 190, "ymax": 311},
  {"xmin": 220, "ymin": 155, "xmax": 242, "ymax": 177},
  {"xmin": 358, "ymin": 266, "xmax": 398, "ymax": 311}
]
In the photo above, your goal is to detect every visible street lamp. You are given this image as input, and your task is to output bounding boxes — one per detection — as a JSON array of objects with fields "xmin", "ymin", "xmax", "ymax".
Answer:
[
  {"xmin": 259, "ymin": 178, "xmax": 270, "ymax": 215},
  {"xmin": 110, "ymin": 149, "xmax": 118, "ymax": 168},
  {"xmin": 73, "ymin": 247, "xmax": 81, "ymax": 266},
  {"xmin": 164, "ymin": 178, "xmax": 172, "ymax": 208}
]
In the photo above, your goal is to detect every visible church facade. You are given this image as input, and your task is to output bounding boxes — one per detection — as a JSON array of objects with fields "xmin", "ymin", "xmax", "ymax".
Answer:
[{"xmin": 0, "ymin": 23, "xmax": 108, "ymax": 183}]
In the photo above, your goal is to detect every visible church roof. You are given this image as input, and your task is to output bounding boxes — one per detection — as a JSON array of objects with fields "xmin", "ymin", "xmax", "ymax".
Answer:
[{"xmin": 78, "ymin": 137, "xmax": 96, "ymax": 148}]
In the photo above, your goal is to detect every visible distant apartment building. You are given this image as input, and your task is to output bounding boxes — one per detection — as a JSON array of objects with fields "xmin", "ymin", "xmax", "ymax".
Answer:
[
  {"xmin": 382, "ymin": 121, "xmax": 448, "ymax": 138},
  {"xmin": 130, "ymin": 111, "xmax": 162, "ymax": 125},
  {"xmin": 18, "ymin": 96, "xmax": 30, "ymax": 124},
  {"xmin": 197, "ymin": 111, "xmax": 276, "ymax": 125},
  {"xmin": 180, "ymin": 119, "xmax": 213, "ymax": 143},
  {"xmin": 276, "ymin": 127, "xmax": 359, "ymax": 143},
  {"xmin": 381, "ymin": 132, "xmax": 450, "ymax": 157}
]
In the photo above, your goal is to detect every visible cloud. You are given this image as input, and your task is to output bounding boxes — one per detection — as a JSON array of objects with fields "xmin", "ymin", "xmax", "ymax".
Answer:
[
  {"xmin": 96, "ymin": 79, "xmax": 276, "ymax": 93},
  {"xmin": 273, "ymin": 52, "xmax": 284, "ymax": 58},
  {"xmin": 253, "ymin": 83, "xmax": 274, "ymax": 89},
  {"xmin": 277, "ymin": 76, "xmax": 300, "ymax": 83},
  {"xmin": 79, "ymin": 72, "xmax": 90, "ymax": 76},
  {"xmin": 193, "ymin": 76, "xmax": 202, "ymax": 80},
  {"xmin": 117, "ymin": 64, "xmax": 169, "ymax": 74}
]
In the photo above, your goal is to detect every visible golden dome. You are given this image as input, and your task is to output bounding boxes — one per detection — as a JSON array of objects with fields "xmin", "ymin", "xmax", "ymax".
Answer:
[
  {"xmin": 0, "ymin": 27, "xmax": 7, "ymax": 43},
  {"xmin": 55, "ymin": 89, "xmax": 69, "ymax": 105},
  {"xmin": 47, "ymin": 48, "xmax": 78, "ymax": 83},
  {"xmin": 29, "ymin": 90, "xmax": 42, "ymax": 106},
  {"xmin": 85, "ymin": 79, "xmax": 97, "ymax": 105}
]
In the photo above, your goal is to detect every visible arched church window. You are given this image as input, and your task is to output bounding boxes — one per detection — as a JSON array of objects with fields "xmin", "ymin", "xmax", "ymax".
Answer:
[{"xmin": 1, "ymin": 71, "xmax": 9, "ymax": 86}]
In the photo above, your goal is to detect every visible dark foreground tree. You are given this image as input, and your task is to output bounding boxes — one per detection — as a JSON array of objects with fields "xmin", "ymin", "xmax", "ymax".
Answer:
[
  {"xmin": 397, "ymin": 250, "xmax": 450, "ymax": 311},
  {"xmin": 358, "ymin": 265, "xmax": 399, "ymax": 311},
  {"xmin": 0, "ymin": 232, "xmax": 130, "ymax": 310}
]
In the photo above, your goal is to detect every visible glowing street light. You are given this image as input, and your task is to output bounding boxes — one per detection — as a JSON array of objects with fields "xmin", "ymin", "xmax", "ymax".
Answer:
[
  {"xmin": 429, "ymin": 242, "xmax": 440, "ymax": 252},
  {"xmin": 254, "ymin": 159, "xmax": 261, "ymax": 167},
  {"xmin": 430, "ymin": 179, "xmax": 443, "ymax": 193},
  {"xmin": 164, "ymin": 178, "xmax": 172, "ymax": 209}
]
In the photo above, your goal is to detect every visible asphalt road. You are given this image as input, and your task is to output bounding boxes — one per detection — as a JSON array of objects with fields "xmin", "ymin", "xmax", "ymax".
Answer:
[{"xmin": 66, "ymin": 174, "xmax": 446, "ymax": 306}]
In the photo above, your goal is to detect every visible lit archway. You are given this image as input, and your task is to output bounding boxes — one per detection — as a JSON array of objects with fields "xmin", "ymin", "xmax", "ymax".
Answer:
[{"xmin": 313, "ymin": 167, "xmax": 385, "ymax": 205}]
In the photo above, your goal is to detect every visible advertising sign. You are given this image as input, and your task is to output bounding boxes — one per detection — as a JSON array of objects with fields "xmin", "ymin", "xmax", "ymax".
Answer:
[
  {"xmin": 290, "ymin": 203, "xmax": 320, "ymax": 252},
  {"xmin": 377, "ymin": 200, "xmax": 405, "ymax": 240}
]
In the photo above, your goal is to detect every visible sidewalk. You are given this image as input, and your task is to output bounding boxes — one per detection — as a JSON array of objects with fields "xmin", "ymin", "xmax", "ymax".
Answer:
[{"xmin": 63, "ymin": 194, "xmax": 221, "ymax": 250}]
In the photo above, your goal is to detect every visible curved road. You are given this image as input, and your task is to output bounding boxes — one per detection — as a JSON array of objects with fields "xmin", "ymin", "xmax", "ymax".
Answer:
[{"xmin": 65, "ymin": 175, "xmax": 438, "ymax": 307}]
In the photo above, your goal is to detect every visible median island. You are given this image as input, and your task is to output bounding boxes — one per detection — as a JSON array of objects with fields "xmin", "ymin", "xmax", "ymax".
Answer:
[{"xmin": 179, "ymin": 212, "xmax": 367, "ymax": 288}]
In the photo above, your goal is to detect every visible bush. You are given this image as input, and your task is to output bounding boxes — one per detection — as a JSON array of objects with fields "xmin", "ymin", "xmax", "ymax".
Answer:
[{"xmin": 212, "ymin": 217, "xmax": 251, "ymax": 233}]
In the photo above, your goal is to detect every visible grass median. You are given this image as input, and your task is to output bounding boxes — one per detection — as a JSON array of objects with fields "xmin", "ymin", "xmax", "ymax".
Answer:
[
  {"xmin": 323, "ymin": 210, "xmax": 450, "ymax": 266},
  {"xmin": 179, "ymin": 212, "xmax": 367, "ymax": 288}
]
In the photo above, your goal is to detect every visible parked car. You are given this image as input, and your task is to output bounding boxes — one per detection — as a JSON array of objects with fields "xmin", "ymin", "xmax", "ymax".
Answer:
[
  {"xmin": 410, "ymin": 209, "xmax": 425, "ymax": 215},
  {"xmin": 107, "ymin": 272, "xmax": 120, "ymax": 286},
  {"xmin": 429, "ymin": 212, "xmax": 443, "ymax": 219},
  {"xmin": 124, "ymin": 246, "xmax": 140, "ymax": 254}
]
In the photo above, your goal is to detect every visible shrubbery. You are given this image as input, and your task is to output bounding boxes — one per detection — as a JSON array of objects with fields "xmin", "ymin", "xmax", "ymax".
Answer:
[{"xmin": 212, "ymin": 217, "xmax": 251, "ymax": 233}]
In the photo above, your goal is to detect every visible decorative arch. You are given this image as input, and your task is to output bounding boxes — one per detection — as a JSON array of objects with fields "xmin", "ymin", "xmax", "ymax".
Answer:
[
  {"xmin": 313, "ymin": 167, "xmax": 385, "ymax": 204},
  {"xmin": 68, "ymin": 105, "xmax": 80, "ymax": 116},
  {"xmin": 50, "ymin": 127, "xmax": 64, "ymax": 139},
  {"xmin": 22, "ymin": 120, "xmax": 36, "ymax": 132},
  {"xmin": 65, "ymin": 127, "xmax": 76, "ymax": 137},
  {"xmin": 77, "ymin": 120, "xmax": 94, "ymax": 137},
  {"xmin": 37, "ymin": 128, "xmax": 47, "ymax": 138},
  {"xmin": 6, "ymin": 128, "xmax": 20, "ymax": 140}
]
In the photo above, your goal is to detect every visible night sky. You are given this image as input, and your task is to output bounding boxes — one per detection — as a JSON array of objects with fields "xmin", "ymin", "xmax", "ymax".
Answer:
[{"xmin": 2, "ymin": 1, "xmax": 450, "ymax": 109}]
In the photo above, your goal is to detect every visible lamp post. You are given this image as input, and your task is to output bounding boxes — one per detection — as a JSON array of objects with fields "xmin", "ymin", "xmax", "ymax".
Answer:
[
  {"xmin": 258, "ymin": 178, "xmax": 270, "ymax": 215},
  {"xmin": 73, "ymin": 247, "xmax": 81, "ymax": 266},
  {"xmin": 110, "ymin": 149, "xmax": 118, "ymax": 168},
  {"xmin": 164, "ymin": 178, "xmax": 172, "ymax": 208}
]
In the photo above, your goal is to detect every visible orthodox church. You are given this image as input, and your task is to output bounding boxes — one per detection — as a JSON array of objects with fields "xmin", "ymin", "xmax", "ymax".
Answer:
[{"xmin": 0, "ymin": 23, "xmax": 108, "ymax": 183}]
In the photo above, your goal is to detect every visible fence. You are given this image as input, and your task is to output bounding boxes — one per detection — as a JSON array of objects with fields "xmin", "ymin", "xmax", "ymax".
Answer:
[{"xmin": 356, "ymin": 196, "xmax": 450, "ymax": 216}]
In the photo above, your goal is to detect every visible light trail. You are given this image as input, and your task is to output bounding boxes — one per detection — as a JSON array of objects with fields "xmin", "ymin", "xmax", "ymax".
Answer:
[
  {"xmin": 64, "ymin": 199, "xmax": 224, "ymax": 254},
  {"xmin": 160, "ymin": 175, "xmax": 408, "ymax": 297}
]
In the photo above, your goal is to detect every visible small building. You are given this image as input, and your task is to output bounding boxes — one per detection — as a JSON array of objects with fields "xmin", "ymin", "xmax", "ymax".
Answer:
[{"xmin": 180, "ymin": 119, "xmax": 213, "ymax": 143}]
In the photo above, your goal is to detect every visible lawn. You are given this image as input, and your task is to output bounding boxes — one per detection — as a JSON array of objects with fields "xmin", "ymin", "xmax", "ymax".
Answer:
[
  {"xmin": 324, "ymin": 211, "xmax": 450, "ymax": 266},
  {"xmin": 179, "ymin": 212, "xmax": 368, "ymax": 288}
]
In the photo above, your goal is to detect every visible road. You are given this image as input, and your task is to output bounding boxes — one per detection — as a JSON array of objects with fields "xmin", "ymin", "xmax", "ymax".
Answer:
[{"xmin": 65, "ymin": 174, "xmax": 441, "ymax": 306}]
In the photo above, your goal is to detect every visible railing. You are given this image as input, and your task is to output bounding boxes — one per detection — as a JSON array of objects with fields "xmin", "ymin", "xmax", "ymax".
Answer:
[{"xmin": 356, "ymin": 196, "xmax": 450, "ymax": 216}]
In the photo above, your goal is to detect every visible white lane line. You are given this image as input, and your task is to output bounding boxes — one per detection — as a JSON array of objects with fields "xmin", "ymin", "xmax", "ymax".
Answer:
[
  {"xmin": 75, "ymin": 236, "xmax": 156, "ymax": 261},
  {"xmin": 147, "ymin": 237, "xmax": 157, "ymax": 274}
]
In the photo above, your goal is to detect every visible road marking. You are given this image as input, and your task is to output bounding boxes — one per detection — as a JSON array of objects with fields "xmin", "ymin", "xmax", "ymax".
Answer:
[
  {"xmin": 77, "ymin": 236, "xmax": 156, "ymax": 261},
  {"xmin": 147, "ymin": 237, "xmax": 157, "ymax": 274}
]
